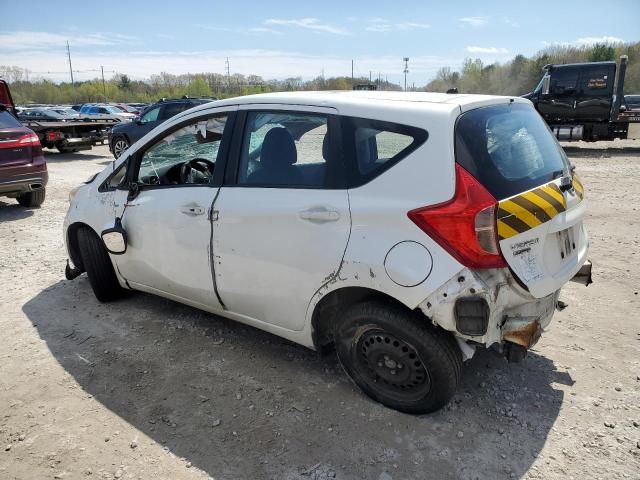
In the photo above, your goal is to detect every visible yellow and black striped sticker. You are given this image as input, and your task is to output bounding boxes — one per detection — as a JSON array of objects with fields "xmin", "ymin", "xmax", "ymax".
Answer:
[
  {"xmin": 572, "ymin": 175, "xmax": 584, "ymax": 200},
  {"xmin": 497, "ymin": 177, "xmax": 583, "ymax": 240}
]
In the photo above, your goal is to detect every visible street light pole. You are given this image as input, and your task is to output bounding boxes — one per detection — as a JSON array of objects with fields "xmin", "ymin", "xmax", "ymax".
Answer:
[{"xmin": 403, "ymin": 57, "xmax": 409, "ymax": 91}]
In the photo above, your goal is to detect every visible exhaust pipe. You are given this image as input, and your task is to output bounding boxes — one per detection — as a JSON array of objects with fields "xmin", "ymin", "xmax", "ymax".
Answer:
[
  {"xmin": 570, "ymin": 260, "xmax": 592, "ymax": 286},
  {"xmin": 30, "ymin": 183, "xmax": 43, "ymax": 190}
]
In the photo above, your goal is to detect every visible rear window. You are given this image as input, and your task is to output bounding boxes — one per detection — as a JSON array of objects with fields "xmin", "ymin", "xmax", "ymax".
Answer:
[
  {"xmin": 0, "ymin": 110, "xmax": 21, "ymax": 128},
  {"xmin": 455, "ymin": 103, "xmax": 570, "ymax": 200}
]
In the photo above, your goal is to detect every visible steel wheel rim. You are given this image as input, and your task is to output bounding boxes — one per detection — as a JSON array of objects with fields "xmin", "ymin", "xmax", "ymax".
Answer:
[
  {"xmin": 113, "ymin": 139, "xmax": 128, "ymax": 158},
  {"xmin": 353, "ymin": 328, "xmax": 431, "ymax": 401}
]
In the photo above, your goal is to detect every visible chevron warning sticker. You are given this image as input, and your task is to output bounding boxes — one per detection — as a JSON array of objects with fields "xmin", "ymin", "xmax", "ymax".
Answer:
[{"xmin": 497, "ymin": 178, "xmax": 583, "ymax": 241}]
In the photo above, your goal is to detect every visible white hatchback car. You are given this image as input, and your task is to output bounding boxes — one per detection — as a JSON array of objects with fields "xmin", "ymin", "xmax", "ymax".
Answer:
[{"xmin": 64, "ymin": 91, "xmax": 591, "ymax": 413}]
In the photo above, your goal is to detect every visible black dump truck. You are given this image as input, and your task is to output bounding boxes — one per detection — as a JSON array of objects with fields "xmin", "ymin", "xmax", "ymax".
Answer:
[{"xmin": 523, "ymin": 55, "xmax": 640, "ymax": 141}]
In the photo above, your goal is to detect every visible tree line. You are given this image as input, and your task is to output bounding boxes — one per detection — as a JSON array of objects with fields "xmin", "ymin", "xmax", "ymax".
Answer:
[{"xmin": 1, "ymin": 41, "xmax": 638, "ymax": 105}]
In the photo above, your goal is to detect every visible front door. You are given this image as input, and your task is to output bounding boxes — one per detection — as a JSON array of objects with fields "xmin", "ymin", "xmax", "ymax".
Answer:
[
  {"xmin": 212, "ymin": 107, "xmax": 351, "ymax": 331},
  {"xmin": 113, "ymin": 110, "xmax": 235, "ymax": 310},
  {"xmin": 537, "ymin": 67, "xmax": 579, "ymax": 123}
]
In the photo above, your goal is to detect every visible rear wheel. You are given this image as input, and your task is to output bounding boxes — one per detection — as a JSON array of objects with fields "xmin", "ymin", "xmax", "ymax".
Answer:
[
  {"xmin": 17, "ymin": 188, "xmax": 46, "ymax": 208},
  {"xmin": 334, "ymin": 300, "xmax": 462, "ymax": 414},
  {"xmin": 77, "ymin": 227, "xmax": 123, "ymax": 302},
  {"xmin": 112, "ymin": 136, "xmax": 129, "ymax": 158}
]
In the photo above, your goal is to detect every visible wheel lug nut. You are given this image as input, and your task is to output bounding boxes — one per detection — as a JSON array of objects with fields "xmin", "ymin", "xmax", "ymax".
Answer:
[
  {"xmin": 377, "ymin": 361, "xmax": 383, "ymax": 367},
  {"xmin": 390, "ymin": 370, "xmax": 396, "ymax": 375},
  {"xmin": 398, "ymin": 364, "xmax": 403, "ymax": 369}
]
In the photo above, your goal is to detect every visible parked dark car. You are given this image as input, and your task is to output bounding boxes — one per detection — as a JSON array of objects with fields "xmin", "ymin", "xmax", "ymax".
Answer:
[
  {"xmin": 19, "ymin": 107, "xmax": 76, "ymax": 122},
  {"xmin": 108, "ymin": 97, "xmax": 216, "ymax": 158},
  {"xmin": 625, "ymin": 94, "xmax": 640, "ymax": 111},
  {"xmin": 0, "ymin": 105, "xmax": 48, "ymax": 207}
]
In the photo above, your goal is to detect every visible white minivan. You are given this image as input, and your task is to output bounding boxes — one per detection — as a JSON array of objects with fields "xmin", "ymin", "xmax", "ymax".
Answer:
[{"xmin": 64, "ymin": 91, "xmax": 591, "ymax": 413}]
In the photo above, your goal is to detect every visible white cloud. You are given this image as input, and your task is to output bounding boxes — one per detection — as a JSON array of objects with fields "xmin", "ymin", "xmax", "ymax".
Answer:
[
  {"xmin": 465, "ymin": 46, "xmax": 510, "ymax": 54},
  {"xmin": 458, "ymin": 16, "xmax": 488, "ymax": 28},
  {"xmin": 543, "ymin": 36, "xmax": 625, "ymax": 47},
  {"xmin": 366, "ymin": 19, "xmax": 431, "ymax": 32},
  {"xmin": 264, "ymin": 18, "xmax": 349, "ymax": 35},
  {"xmin": 572, "ymin": 36, "xmax": 625, "ymax": 45},
  {"xmin": 0, "ymin": 31, "xmax": 137, "ymax": 50},
  {"xmin": 248, "ymin": 27, "xmax": 281, "ymax": 34},
  {"xmin": 503, "ymin": 17, "xmax": 520, "ymax": 28}
]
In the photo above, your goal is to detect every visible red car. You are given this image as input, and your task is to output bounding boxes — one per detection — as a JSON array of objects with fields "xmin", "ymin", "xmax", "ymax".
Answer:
[{"xmin": 0, "ymin": 80, "xmax": 47, "ymax": 208}]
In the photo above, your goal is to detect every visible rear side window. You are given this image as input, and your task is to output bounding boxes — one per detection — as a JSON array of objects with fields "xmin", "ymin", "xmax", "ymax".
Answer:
[
  {"xmin": 0, "ymin": 110, "xmax": 21, "ymax": 128},
  {"xmin": 455, "ymin": 103, "xmax": 570, "ymax": 200},
  {"xmin": 161, "ymin": 103, "xmax": 189, "ymax": 120},
  {"xmin": 341, "ymin": 116, "xmax": 427, "ymax": 187}
]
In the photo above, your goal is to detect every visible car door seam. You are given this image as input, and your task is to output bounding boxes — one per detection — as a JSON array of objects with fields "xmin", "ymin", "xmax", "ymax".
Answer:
[{"xmin": 208, "ymin": 186, "xmax": 226, "ymax": 309}]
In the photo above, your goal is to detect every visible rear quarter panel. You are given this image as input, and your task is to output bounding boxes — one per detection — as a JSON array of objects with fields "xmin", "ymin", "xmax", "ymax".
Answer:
[{"xmin": 305, "ymin": 102, "xmax": 465, "ymax": 324}]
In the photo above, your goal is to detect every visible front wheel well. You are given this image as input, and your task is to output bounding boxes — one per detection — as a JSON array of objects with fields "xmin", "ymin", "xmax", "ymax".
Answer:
[
  {"xmin": 67, "ymin": 222, "xmax": 96, "ymax": 272},
  {"xmin": 311, "ymin": 287, "xmax": 430, "ymax": 352}
]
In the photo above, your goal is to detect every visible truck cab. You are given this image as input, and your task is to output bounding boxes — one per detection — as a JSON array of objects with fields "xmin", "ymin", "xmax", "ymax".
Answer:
[{"xmin": 523, "ymin": 57, "xmax": 638, "ymax": 141}]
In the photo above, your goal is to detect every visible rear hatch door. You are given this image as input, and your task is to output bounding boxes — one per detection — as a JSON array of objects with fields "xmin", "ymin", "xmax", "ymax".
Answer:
[{"xmin": 455, "ymin": 101, "xmax": 588, "ymax": 298}]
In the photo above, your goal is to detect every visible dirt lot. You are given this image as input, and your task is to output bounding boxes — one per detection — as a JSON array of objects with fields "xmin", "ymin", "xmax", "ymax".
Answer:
[{"xmin": 1, "ymin": 142, "xmax": 639, "ymax": 480}]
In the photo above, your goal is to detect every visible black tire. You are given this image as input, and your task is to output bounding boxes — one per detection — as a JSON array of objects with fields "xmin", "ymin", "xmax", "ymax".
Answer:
[
  {"xmin": 112, "ymin": 136, "xmax": 129, "ymax": 159},
  {"xmin": 77, "ymin": 227, "xmax": 123, "ymax": 302},
  {"xmin": 334, "ymin": 300, "xmax": 462, "ymax": 414},
  {"xmin": 17, "ymin": 188, "xmax": 46, "ymax": 208}
]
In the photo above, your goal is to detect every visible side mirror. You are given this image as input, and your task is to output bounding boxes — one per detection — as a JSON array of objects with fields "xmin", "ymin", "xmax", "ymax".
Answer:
[
  {"xmin": 542, "ymin": 75, "xmax": 551, "ymax": 96},
  {"xmin": 101, "ymin": 218, "xmax": 127, "ymax": 255},
  {"xmin": 136, "ymin": 117, "xmax": 143, "ymax": 125}
]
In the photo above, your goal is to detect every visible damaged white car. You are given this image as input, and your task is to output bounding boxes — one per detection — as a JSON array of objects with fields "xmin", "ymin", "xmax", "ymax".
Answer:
[{"xmin": 64, "ymin": 91, "xmax": 591, "ymax": 413}]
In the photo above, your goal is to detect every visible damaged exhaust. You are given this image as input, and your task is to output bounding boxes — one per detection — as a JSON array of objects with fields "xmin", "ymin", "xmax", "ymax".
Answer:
[{"xmin": 570, "ymin": 260, "xmax": 593, "ymax": 286}]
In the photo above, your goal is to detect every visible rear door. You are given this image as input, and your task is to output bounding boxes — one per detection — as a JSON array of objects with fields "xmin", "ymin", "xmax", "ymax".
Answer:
[
  {"xmin": 455, "ymin": 102, "xmax": 587, "ymax": 298},
  {"xmin": 212, "ymin": 105, "xmax": 351, "ymax": 331}
]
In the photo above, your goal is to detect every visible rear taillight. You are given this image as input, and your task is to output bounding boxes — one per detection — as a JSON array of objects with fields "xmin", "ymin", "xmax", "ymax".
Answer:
[
  {"xmin": 0, "ymin": 132, "xmax": 41, "ymax": 149},
  {"xmin": 408, "ymin": 164, "xmax": 507, "ymax": 269}
]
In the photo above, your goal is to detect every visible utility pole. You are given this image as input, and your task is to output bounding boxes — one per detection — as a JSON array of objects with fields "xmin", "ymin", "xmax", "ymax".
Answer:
[
  {"xmin": 66, "ymin": 41, "xmax": 75, "ymax": 88},
  {"xmin": 403, "ymin": 57, "xmax": 409, "ymax": 91},
  {"xmin": 225, "ymin": 57, "xmax": 231, "ymax": 90},
  {"xmin": 351, "ymin": 59, "xmax": 354, "ymax": 83},
  {"xmin": 101, "ymin": 65, "xmax": 106, "ymax": 101},
  {"xmin": 369, "ymin": 71, "xmax": 372, "ymax": 83}
]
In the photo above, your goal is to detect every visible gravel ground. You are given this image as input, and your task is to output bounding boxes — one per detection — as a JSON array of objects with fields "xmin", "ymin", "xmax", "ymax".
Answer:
[{"xmin": 0, "ymin": 142, "xmax": 639, "ymax": 480}]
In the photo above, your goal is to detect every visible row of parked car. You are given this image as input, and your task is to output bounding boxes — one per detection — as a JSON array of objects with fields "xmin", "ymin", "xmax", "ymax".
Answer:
[
  {"xmin": 16, "ymin": 97, "xmax": 219, "ymax": 159},
  {"xmin": 17, "ymin": 102, "xmax": 149, "ymax": 123}
]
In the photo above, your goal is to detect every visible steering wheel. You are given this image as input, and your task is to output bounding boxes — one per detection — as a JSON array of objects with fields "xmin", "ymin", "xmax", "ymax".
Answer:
[{"xmin": 180, "ymin": 158, "xmax": 215, "ymax": 184}]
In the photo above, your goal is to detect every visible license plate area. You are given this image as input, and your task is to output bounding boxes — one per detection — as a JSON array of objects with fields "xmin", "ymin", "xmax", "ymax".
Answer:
[{"xmin": 556, "ymin": 228, "xmax": 576, "ymax": 261}]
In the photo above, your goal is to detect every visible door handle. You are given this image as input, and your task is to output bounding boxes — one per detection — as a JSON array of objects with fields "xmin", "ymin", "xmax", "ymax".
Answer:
[
  {"xmin": 180, "ymin": 204, "xmax": 205, "ymax": 216},
  {"xmin": 299, "ymin": 207, "xmax": 340, "ymax": 223}
]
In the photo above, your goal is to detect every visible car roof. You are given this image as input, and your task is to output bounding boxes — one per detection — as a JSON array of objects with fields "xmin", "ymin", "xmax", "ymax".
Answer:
[{"xmin": 185, "ymin": 91, "xmax": 530, "ymax": 116}]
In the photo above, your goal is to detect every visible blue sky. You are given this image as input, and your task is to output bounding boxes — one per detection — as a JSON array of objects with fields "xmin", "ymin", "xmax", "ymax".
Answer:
[{"xmin": 0, "ymin": 0, "xmax": 638, "ymax": 85}]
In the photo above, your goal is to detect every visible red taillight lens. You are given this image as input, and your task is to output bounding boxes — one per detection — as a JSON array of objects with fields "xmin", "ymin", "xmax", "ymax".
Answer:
[
  {"xmin": 408, "ymin": 164, "xmax": 507, "ymax": 269},
  {"xmin": 0, "ymin": 132, "xmax": 41, "ymax": 149}
]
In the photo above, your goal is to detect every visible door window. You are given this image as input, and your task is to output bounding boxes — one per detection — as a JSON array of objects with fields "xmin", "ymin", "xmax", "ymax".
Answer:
[
  {"xmin": 550, "ymin": 69, "xmax": 578, "ymax": 96},
  {"xmin": 136, "ymin": 115, "xmax": 228, "ymax": 186},
  {"xmin": 238, "ymin": 111, "xmax": 331, "ymax": 187},
  {"xmin": 140, "ymin": 106, "xmax": 160, "ymax": 123}
]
